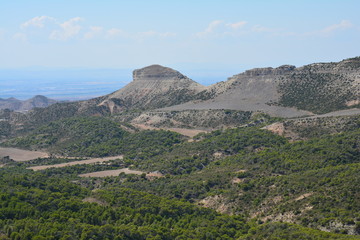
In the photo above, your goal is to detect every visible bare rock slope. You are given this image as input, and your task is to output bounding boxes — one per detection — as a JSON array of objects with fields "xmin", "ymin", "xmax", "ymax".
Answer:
[{"xmin": 164, "ymin": 65, "xmax": 312, "ymax": 118}]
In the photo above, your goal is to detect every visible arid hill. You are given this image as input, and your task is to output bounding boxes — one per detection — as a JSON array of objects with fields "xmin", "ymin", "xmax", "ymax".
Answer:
[{"xmin": 165, "ymin": 57, "xmax": 360, "ymax": 116}]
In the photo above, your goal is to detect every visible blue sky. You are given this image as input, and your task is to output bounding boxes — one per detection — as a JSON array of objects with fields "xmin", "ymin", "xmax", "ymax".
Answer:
[{"xmin": 0, "ymin": 0, "xmax": 360, "ymax": 99}]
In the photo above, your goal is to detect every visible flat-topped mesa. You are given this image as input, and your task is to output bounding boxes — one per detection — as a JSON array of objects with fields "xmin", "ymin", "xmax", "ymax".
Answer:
[
  {"xmin": 98, "ymin": 64, "xmax": 206, "ymax": 112},
  {"xmin": 133, "ymin": 64, "xmax": 187, "ymax": 82},
  {"xmin": 243, "ymin": 65, "xmax": 296, "ymax": 77}
]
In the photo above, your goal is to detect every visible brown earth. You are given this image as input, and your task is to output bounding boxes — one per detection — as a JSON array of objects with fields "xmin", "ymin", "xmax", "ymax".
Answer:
[
  {"xmin": 79, "ymin": 169, "xmax": 164, "ymax": 179},
  {"xmin": 78, "ymin": 168, "xmax": 143, "ymax": 177},
  {"xmin": 0, "ymin": 147, "xmax": 49, "ymax": 161}
]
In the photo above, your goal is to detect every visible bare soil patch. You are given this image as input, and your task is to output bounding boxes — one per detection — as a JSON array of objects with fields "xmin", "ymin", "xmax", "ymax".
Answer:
[
  {"xmin": 231, "ymin": 177, "xmax": 243, "ymax": 184},
  {"xmin": 295, "ymin": 192, "xmax": 313, "ymax": 201},
  {"xmin": 28, "ymin": 155, "xmax": 123, "ymax": 171},
  {"xmin": 146, "ymin": 171, "xmax": 164, "ymax": 178},
  {"xmin": 79, "ymin": 168, "xmax": 143, "ymax": 177},
  {"xmin": 167, "ymin": 128, "xmax": 206, "ymax": 138},
  {"xmin": 0, "ymin": 147, "xmax": 49, "ymax": 161},
  {"xmin": 199, "ymin": 195, "xmax": 232, "ymax": 214},
  {"xmin": 133, "ymin": 123, "xmax": 207, "ymax": 137}
]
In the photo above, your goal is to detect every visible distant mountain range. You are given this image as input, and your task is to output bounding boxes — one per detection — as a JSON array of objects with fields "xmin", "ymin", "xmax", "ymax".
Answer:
[{"xmin": 0, "ymin": 95, "xmax": 57, "ymax": 111}]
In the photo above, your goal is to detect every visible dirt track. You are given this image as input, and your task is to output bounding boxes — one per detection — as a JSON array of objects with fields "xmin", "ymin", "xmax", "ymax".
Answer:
[
  {"xmin": 0, "ymin": 147, "xmax": 49, "ymax": 161},
  {"xmin": 28, "ymin": 155, "xmax": 123, "ymax": 171}
]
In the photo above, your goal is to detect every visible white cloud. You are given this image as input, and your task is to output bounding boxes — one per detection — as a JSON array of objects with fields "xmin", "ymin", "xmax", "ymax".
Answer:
[
  {"xmin": 106, "ymin": 28, "xmax": 125, "ymax": 39},
  {"xmin": 196, "ymin": 20, "xmax": 249, "ymax": 38},
  {"xmin": 17, "ymin": 15, "xmax": 178, "ymax": 42},
  {"xmin": 321, "ymin": 20, "xmax": 352, "ymax": 35},
  {"xmin": 21, "ymin": 16, "xmax": 55, "ymax": 29},
  {"xmin": 196, "ymin": 20, "xmax": 223, "ymax": 37},
  {"xmin": 49, "ymin": 17, "xmax": 83, "ymax": 41},
  {"xmin": 84, "ymin": 26, "xmax": 103, "ymax": 39},
  {"xmin": 292, "ymin": 20, "xmax": 355, "ymax": 37},
  {"xmin": 226, "ymin": 21, "xmax": 247, "ymax": 29},
  {"xmin": 252, "ymin": 25, "xmax": 277, "ymax": 33},
  {"xmin": 13, "ymin": 32, "xmax": 27, "ymax": 42}
]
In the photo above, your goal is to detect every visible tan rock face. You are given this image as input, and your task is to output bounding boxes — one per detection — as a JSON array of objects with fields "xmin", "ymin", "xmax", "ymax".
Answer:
[{"xmin": 132, "ymin": 64, "xmax": 187, "ymax": 82}]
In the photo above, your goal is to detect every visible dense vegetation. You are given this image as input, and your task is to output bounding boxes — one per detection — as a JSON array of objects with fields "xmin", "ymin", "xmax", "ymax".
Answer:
[
  {"xmin": 74, "ymin": 126, "xmax": 360, "ymax": 236},
  {"xmin": 3, "ymin": 116, "xmax": 183, "ymax": 158},
  {"xmin": 0, "ymin": 121, "xmax": 11, "ymax": 138},
  {"xmin": 128, "ymin": 126, "xmax": 287, "ymax": 174},
  {"xmin": 1, "ymin": 165, "xmax": 358, "ymax": 239},
  {"xmin": 278, "ymin": 72, "xmax": 358, "ymax": 114},
  {"xmin": 241, "ymin": 222, "xmax": 359, "ymax": 240},
  {"xmin": 283, "ymin": 115, "xmax": 360, "ymax": 139},
  {"xmin": 0, "ymin": 168, "xmax": 251, "ymax": 239}
]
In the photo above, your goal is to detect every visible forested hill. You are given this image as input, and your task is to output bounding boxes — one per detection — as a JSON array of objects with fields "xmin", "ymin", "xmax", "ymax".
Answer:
[{"xmin": 0, "ymin": 113, "xmax": 359, "ymax": 238}]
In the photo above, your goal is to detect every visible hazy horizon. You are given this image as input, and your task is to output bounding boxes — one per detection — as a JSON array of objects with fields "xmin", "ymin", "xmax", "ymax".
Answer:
[
  {"xmin": 0, "ymin": 66, "xmax": 244, "ymax": 100},
  {"xmin": 1, "ymin": 55, "xmax": 359, "ymax": 100}
]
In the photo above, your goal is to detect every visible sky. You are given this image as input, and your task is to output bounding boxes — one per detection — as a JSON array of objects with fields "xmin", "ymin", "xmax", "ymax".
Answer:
[{"xmin": 0, "ymin": 0, "xmax": 360, "ymax": 99}]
